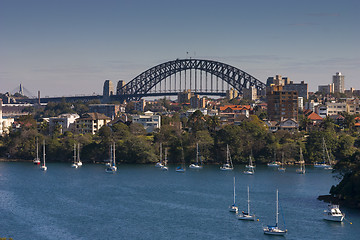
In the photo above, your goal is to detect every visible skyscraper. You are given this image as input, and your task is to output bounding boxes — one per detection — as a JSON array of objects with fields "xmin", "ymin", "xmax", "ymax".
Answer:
[{"xmin": 332, "ymin": 72, "xmax": 345, "ymax": 93}]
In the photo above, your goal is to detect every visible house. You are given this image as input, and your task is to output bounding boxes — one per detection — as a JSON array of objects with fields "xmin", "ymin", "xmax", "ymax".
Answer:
[
  {"xmin": 355, "ymin": 117, "xmax": 360, "ymax": 130},
  {"xmin": 132, "ymin": 111, "xmax": 161, "ymax": 133},
  {"xmin": 264, "ymin": 120, "xmax": 279, "ymax": 132},
  {"xmin": 278, "ymin": 118, "xmax": 299, "ymax": 131},
  {"xmin": 307, "ymin": 112, "xmax": 323, "ymax": 125},
  {"xmin": 49, "ymin": 113, "xmax": 79, "ymax": 133},
  {"xmin": 75, "ymin": 112, "xmax": 111, "ymax": 134}
]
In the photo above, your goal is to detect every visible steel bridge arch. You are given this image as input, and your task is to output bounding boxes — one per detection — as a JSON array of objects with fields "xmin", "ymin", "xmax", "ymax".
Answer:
[{"xmin": 120, "ymin": 59, "xmax": 265, "ymax": 100}]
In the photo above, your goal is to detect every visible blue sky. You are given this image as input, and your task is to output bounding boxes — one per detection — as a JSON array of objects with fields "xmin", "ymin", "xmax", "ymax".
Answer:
[{"xmin": 1, "ymin": 0, "xmax": 359, "ymax": 96}]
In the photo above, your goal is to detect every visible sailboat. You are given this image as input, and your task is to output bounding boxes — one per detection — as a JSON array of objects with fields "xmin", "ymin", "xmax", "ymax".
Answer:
[
  {"xmin": 237, "ymin": 186, "xmax": 256, "ymax": 221},
  {"xmin": 76, "ymin": 143, "xmax": 82, "ymax": 166},
  {"xmin": 33, "ymin": 137, "xmax": 41, "ymax": 165},
  {"xmin": 244, "ymin": 155, "xmax": 255, "ymax": 175},
  {"xmin": 245, "ymin": 151, "xmax": 255, "ymax": 169},
  {"xmin": 314, "ymin": 138, "xmax": 332, "ymax": 169},
  {"xmin": 263, "ymin": 189, "xmax": 287, "ymax": 236},
  {"xmin": 220, "ymin": 144, "xmax": 234, "ymax": 171},
  {"xmin": 278, "ymin": 152, "xmax": 286, "ymax": 172},
  {"xmin": 155, "ymin": 143, "xmax": 164, "ymax": 168},
  {"xmin": 40, "ymin": 140, "xmax": 47, "ymax": 171},
  {"xmin": 105, "ymin": 145, "xmax": 112, "ymax": 167},
  {"xmin": 161, "ymin": 148, "xmax": 168, "ymax": 171},
  {"xmin": 176, "ymin": 146, "xmax": 186, "ymax": 172},
  {"xmin": 296, "ymin": 147, "xmax": 306, "ymax": 174},
  {"xmin": 229, "ymin": 177, "xmax": 238, "ymax": 213},
  {"xmin": 71, "ymin": 143, "xmax": 78, "ymax": 168},
  {"xmin": 189, "ymin": 143, "xmax": 203, "ymax": 169},
  {"xmin": 105, "ymin": 142, "xmax": 117, "ymax": 173},
  {"xmin": 267, "ymin": 152, "xmax": 279, "ymax": 167}
]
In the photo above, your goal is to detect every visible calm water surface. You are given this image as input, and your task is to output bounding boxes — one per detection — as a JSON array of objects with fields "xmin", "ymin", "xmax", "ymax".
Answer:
[{"xmin": 1, "ymin": 162, "xmax": 359, "ymax": 239}]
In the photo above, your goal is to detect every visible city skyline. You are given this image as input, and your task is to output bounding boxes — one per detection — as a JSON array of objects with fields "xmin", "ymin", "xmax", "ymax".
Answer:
[{"xmin": 1, "ymin": 0, "xmax": 359, "ymax": 97}]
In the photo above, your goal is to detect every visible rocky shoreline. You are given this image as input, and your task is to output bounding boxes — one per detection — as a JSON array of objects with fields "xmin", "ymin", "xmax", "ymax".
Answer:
[{"xmin": 318, "ymin": 194, "xmax": 360, "ymax": 209}]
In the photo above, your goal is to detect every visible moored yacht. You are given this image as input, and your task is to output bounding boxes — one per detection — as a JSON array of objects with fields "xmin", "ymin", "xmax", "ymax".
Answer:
[
  {"xmin": 323, "ymin": 204, "xmax": 345, "ymax": 222},
  {"xmin": 189, "ymin": 143, "xmax": 203, "ymax": 169},
  {"xmin": 71, "ymin": 143, "xmax": 78, "ymax": 168},
  {"xmin": 40, "ymin": 140, "xmax": 47, "ymax": 171},
  {"xmin": 220, "ymin": 145, "xmax": 234, "ymax": 171},
  {"xmin": 33, "ymin": 137, "xmax": 41, "ymax": 165},
  {"xmin": 229, "ymin": 177, "xmax": 238, "ymax": 213},
  {"xmin": 237, "ymin": 186, "xmax": 256, "ymax": 221},
  {"xmin": 76, "ymin": 143, "xmax": 82, "ymax": 166},
  {"xmin": 263, "ymin": 189, "xmax": 287, "ymax": 236},
  {"xmin": 105, "ymin": 142, "xmax": 117, "ymax": 173},
  {"xmin": 155, "ymin": 143, "xmax": 164, "ymax": 168}
]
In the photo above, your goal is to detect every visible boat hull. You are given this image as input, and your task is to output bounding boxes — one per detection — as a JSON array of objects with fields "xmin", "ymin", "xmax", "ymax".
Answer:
[
  {"xmin": 189, "ymin": 164, "xmax": 203, "ymax": 169},
  {"xmin": 237, "ymin": 214, "xmax": 255, "ymax": 221},
  {"xmin": 323, "ymin": 215, "xmax": 344, "ymax": 222},
  {"xmin": 229, "ymin": 206, "xmax": 238, "ymax": 213},
  {"xmin": 220, "ymin": 167, "xmax": 233, "ymax": 171},
  {"xmin": 263, "ymin": 227, "xmax": 287, "ymax": 236}
]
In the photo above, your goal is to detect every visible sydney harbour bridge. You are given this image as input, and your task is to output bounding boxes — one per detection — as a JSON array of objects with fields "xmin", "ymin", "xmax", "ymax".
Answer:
[{"xmin": 23, "ymin": 59, "xmax": 266, "ymax": 103}]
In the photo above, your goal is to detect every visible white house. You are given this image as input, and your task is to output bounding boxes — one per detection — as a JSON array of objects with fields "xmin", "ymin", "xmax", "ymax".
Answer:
[{"xmin": 132, "ymin": 111, "xmax": 161, "ymax": 133}]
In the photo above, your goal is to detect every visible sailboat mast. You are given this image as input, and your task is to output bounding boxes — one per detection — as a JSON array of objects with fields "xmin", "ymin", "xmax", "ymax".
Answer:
[
  {"xmin": 227, "ymin": 145, "xmax": 229, "ymax": 164},
  {"xmin": 113, "ymin": 142, "xmax": 116, "ymax": 166},
  {"xmin": 74, "ymin": 143, "xmax": 76, "ymax": 163},
  {"xmin": 110, "ymin": 144, "xmax": 113, "ymax": 164},
  {"xmin": 196, "ymin": 143, "xmax": 199, "ymax": 164},
  {"xmin": 233, "ymin": 177, "xmax": 236, "ymax": 205},
  {"xmin": 77, "ymin": 143, "xmax": 80, "ymax": 162},
  {"xmin": 247, "ymin": 186, "xmax": 250, "ymax": 214},
  {"xmin": 165, "ymin": 148, "xmax": 167, "ymax": 165},
  {"xmin": 36, "ymin": 137, "xmax": 39, "ymax": 159},
  {"xmin": 160, "ymin": 143, "xmax": 162, "ymax": 164},
  {"xmin": 43, "ymin": 140, "xmax": 46, "ymax": 166},
  {"xmin": 276, "ymin": 189, "xmax": 279, "ymax": 226}
]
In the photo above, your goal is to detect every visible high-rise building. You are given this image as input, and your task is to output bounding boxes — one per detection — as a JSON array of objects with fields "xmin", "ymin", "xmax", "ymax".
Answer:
[
  {"xmin": 226, "ymin": 88, "xmax": 239, "ymax": 100},
  {"xmin": 283, "ymin": 81, "xmax": 308, "ymax": 99},
  {"xmin": 267, "ymin": 85, "xmax": 298, "ymax": 121},
  {"xmin": 243, "ymin": 86, "xmax": 258, "ymax": 100},
  {"xmin": 332, "ymin": 72, "xmax": 345, "ymax": 93},
  {"xmin": 318, "ymin": 84, "xmax": 334, "ymax": 94}
]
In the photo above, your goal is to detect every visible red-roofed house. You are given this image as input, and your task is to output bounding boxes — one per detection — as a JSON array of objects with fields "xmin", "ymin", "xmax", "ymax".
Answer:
[{"xmin": 307, "ymin": 112, "xmax": 323, "ymax": 125}]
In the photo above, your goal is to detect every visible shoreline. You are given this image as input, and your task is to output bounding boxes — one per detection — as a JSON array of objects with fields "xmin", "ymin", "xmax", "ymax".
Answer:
[{"xmin": 318, "ymin": 194, "xmax": 360, "ymax": 209}]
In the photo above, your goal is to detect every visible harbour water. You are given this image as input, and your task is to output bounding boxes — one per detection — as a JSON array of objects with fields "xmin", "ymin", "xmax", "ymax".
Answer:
[{"xmin": 1, "ymin": 162, "xmax": 359, "ymax": 239}]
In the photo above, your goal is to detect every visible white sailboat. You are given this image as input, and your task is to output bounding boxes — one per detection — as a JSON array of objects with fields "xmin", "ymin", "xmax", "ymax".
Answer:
[
  {"xmin": 161, "ymin": 148, "xmax": 168, "ymax": 171},
  {"xmin": 278, "ymin": 152, "xmax": 286, "ymax": 172},
  {"xmin": 155, "ymin": 143, "xmax": 164, "ymax": 168},
  {"xmin": 237, "ymin": 186, "xmax": 256, "ymax": 221},
  {"xmin": 33, "ymin": 137, "xmax": 41, "ymax": 165},
  {"xmin": 40, "ymin": 140, "xmax": 47, "ymax": 171},
  {"xmin": 189, "ymin": 143, "xmax": 203, "ymax": 169},
  {"xmin": 267, "ymin": 152, "xmax": 279, "ymax": 167},
  {"xmin": 263, "ymin": 189, "xmax": 287, "ymax": 236},
  {"xmin": 296, "ymin": 147, "xmax": 306, "ymax": 174},
  {"xmin": 105, "ymin": 142, "xmax": 117, "ymax": 173},
  {"xmin": 314, "ymin": 138, "xmax": 332, "ymax": 169},
  {"xmin": 105, "ymin": 145, "xmax": 112, "ymax": 167},
  {"xmin": 176, "ymin": 146, "xmax": 186, "ymax": 172},
  {"xmin": 229, "ymin": 177, "xmax": 238, "ymax": 213},
  {"xmin": 76, "ymin": 143, "xmax": 82, "ymax": 166},
  {"xmin": 245, "ymin": 152, "xmax": 255, "ymax": 169},
  {"xmin": 244, "ymin": 155, "xmax": 255, "ymax": 175},
  {"xmin": 220, "ymin": 144, "xmax": 234, "ymax": 171},
  {"xmin": 71, "ymin": 143, "xmax": 78, "ymax": 168},
  {"xmin": 323, "ymin": 204, "xmax": 345, "ymax": 222}
]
